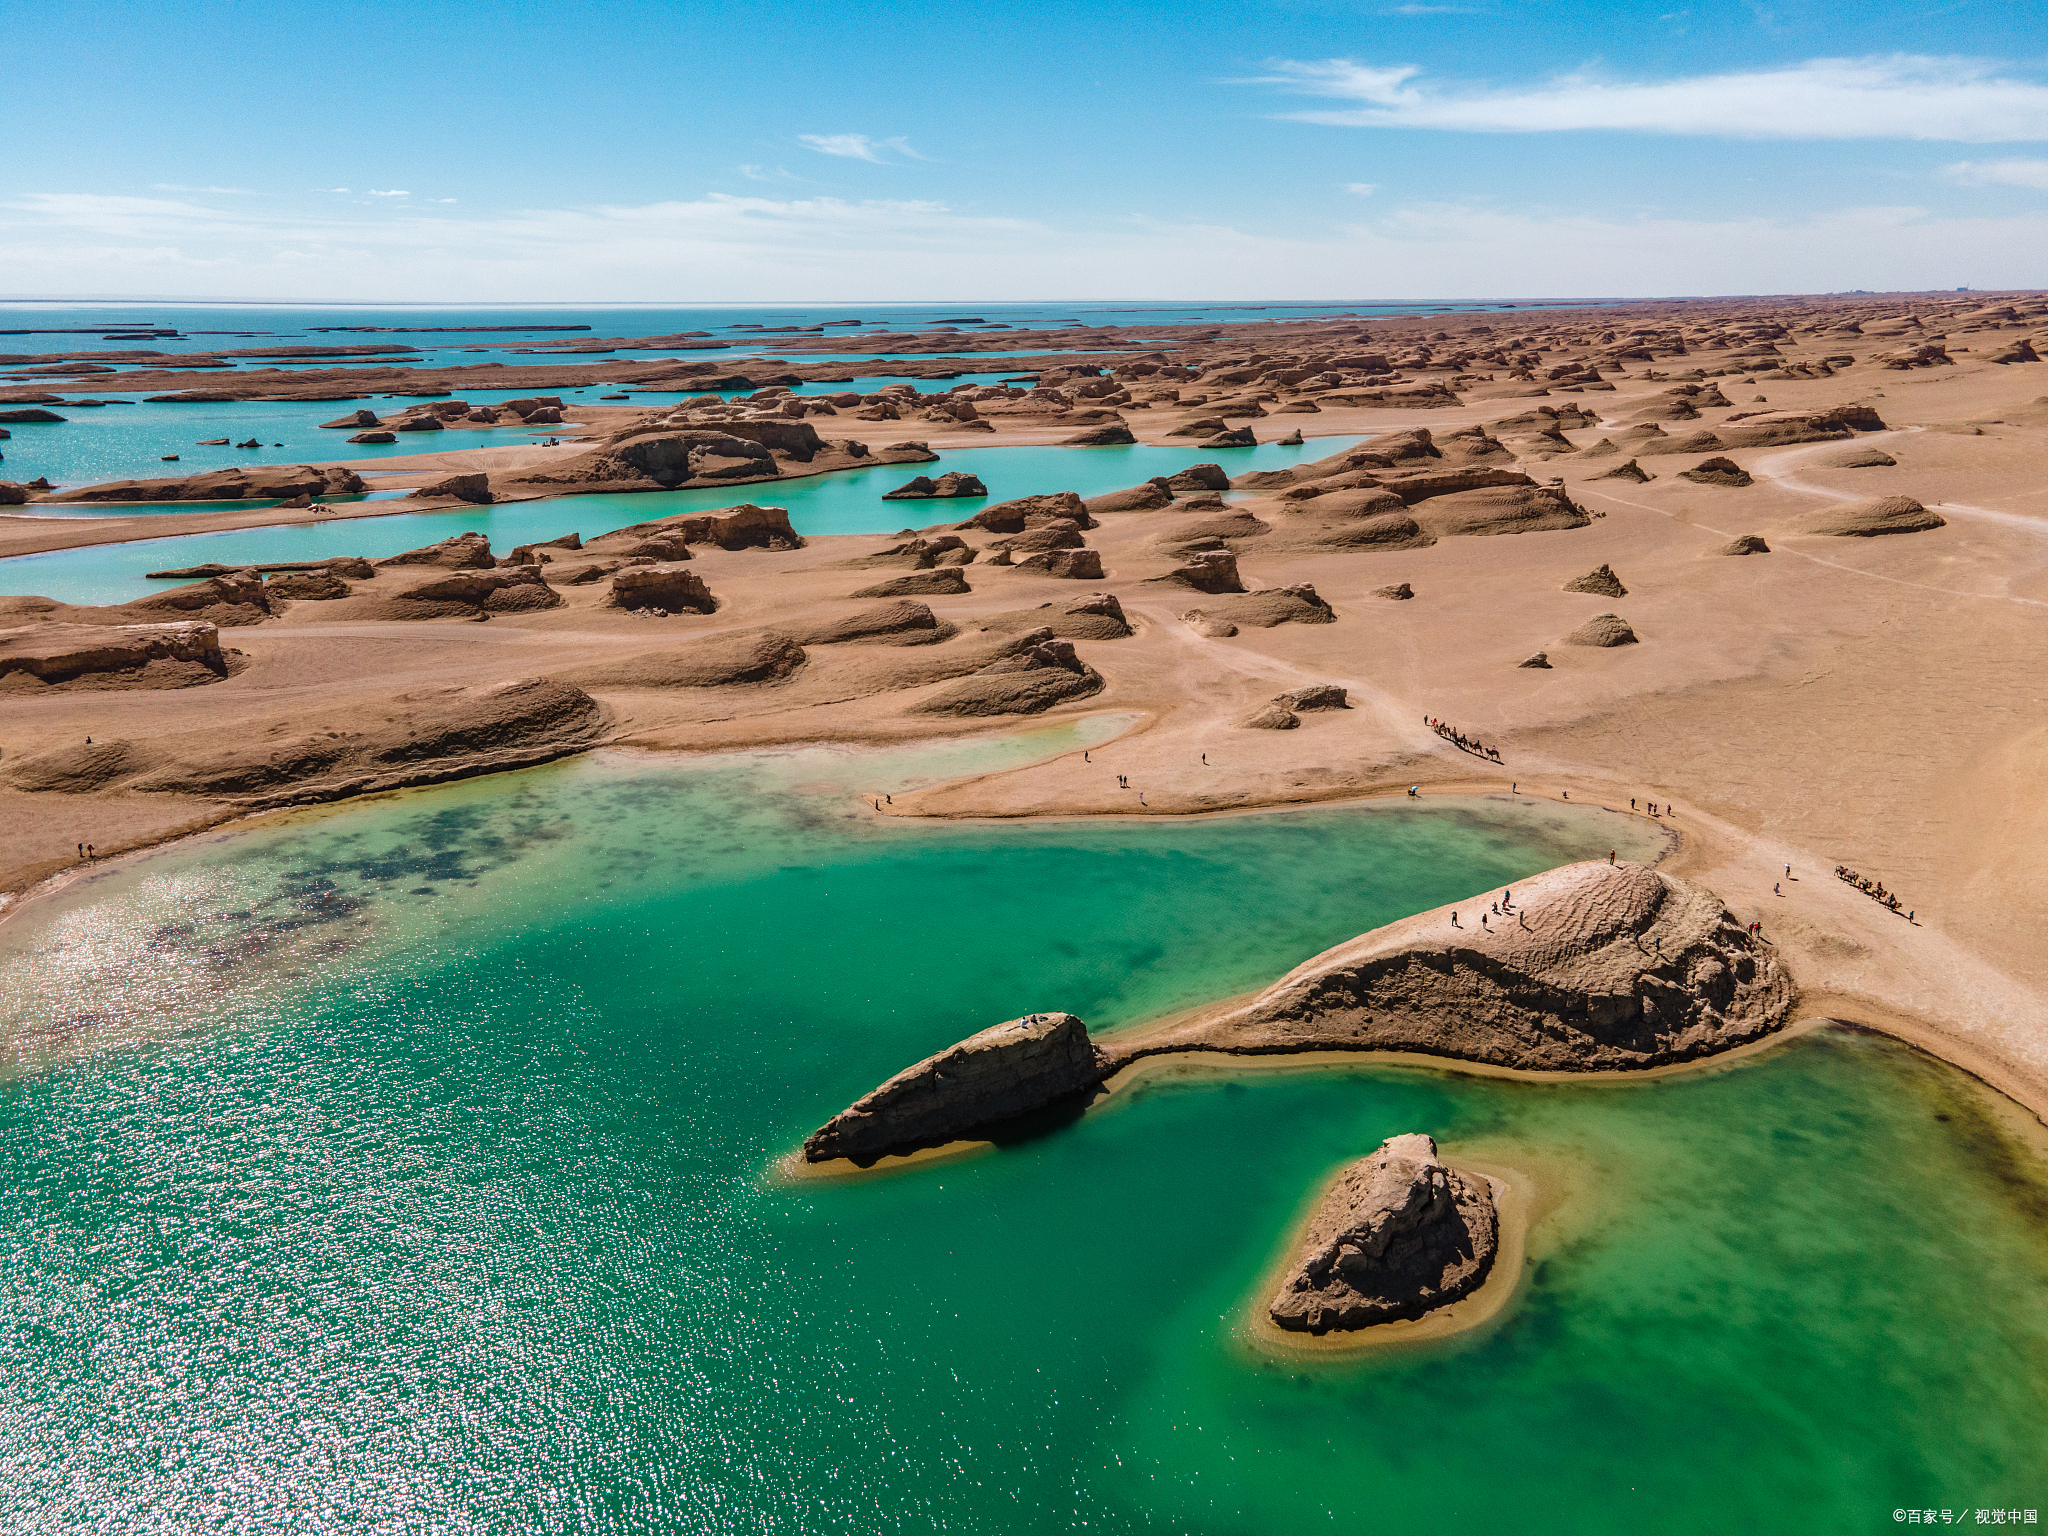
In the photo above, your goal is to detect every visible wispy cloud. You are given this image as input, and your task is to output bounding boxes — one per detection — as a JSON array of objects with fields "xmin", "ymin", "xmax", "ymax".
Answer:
[
  {"xmin": 739, "ymin": 164, "xmax": 809, "ymax": 184},
  {"xmin": 1254, "ymin": 54, "xmax": 2048, "ymax": 140},
  {"xmin": 366, "ymin": 189, "xmax": 411, "ymax": 197},
  {"xmin": 1345, "ymin": 182, "xmax": 1379, "ymax": 195},
  {"xmin": 798, "ymin": 134, "xmax": 925, "ymax": 163},
  {"xmin": 1946, "ymin": 157, "xmax": 2048, "ymax": 189},
  {"xmin": 151, "ymin": 183, "xmax": 254, "ymax": 195},
  {"xmin": 5, "ymin": 187, "xmax": 2047, "ymax": 302}
]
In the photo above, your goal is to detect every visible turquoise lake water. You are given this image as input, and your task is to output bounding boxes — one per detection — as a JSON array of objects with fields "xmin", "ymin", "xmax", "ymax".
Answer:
[
  {"xmin": 0, "ymin": 375, "xmax": 1036, "ymax": 492},
  {"xmin": 0, "ymin": 436, "xmax": 1358, "ymax": 606},
  {"xmin": 1, "ymin": 739, "xmax": 2042, "ymax": 1532}
]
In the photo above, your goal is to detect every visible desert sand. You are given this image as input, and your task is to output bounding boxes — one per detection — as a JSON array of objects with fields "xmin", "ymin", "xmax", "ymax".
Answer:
[{"xmin": 5, "ymin": 290, "xmax": 2048, "ymax": 1122}]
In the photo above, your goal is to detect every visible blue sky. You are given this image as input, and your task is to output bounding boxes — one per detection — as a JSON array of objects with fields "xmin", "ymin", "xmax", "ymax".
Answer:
[{"xmin": 4, "ymin": 0, "xmax": 2046, "ymax": 301}]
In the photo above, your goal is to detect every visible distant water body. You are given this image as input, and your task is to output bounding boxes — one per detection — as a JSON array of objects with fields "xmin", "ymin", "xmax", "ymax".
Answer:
[
  {"xmin": 0, "ymin": 294, "xmax": 1537, "ymax": 489},
  {"xmin": 1, "ymin": 741, "xmax": 2042, "ymax": 1532},
  {"xmin": 0, "ymin": 435, "xmax": 1359, "ymax": 605},
  {"xmin": 0, "ymin": 298, "xmax": 1567, "ymax": 375}
]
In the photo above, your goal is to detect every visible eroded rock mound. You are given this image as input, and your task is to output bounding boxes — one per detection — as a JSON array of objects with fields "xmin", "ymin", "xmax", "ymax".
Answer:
[
  {"xmin": 1240, "ymin": 702, "xmax": 1299, "ymax": 729},
  {"xmin": 803, "ymin": 1012, "xmax": 1108, "ymax": 1163},
  {"xmin": 975, "ymin": 592, "xmax": 1133, "ymax": 641},
  {"xmin": 607, "ymin": 563, "xmax": 715, "ymax": 613},
  {"xmin": 1084, "ymin": 481, "xmax": 1173, "ymax": 514},
  {"xmin": 49, "ymin": 464, "xmax": 366, "ymax": 503},
  {"xmin": 1679, "ymin": 456, "xmax": 1753, "ymax": 487},
  {"xmin": 1277, "ymin": 684, "xmax": 1347, "ymax": 712},
  {"xmin": 957, "ymin": 492, "xmax": 1090, "ymax": 533},
  {"xmin": 883, "ymin": 472, "xmax": 987, "ymax": 500},
  {"xmin": 6, "ymin": 678, "xmax": 607, "ymax": 805},
  {"xmin": 1818, "ymin": 447, "xmax": 1897, "ymax": 469},
  {"xmin": 1563, "ymin": 564, "xmax": 1628, "ymax": 597},
  {"xmin": 853, "ymin": 568, "xmax": 971, "ymax": 598},
  {"xmin": 1719, "ymin": 534, "xmax": 1771, "ymax": 556},
  {"xmin": 1805, "ymin": 496, "xmax": 1946, "ymax": 537},
  {"xmin": 378, "ymin": 531, "xmax": 497, "ymax": 569},
  {"xmin": 417, "ymin": 472, "xmax": 493, "ymax": 504},
  {"xmin": 1183, "ymin": 585, "xmax": 1336, "ymax": 630},
  {"xmin": 1566, "ymin": 613, "xmax": 1638, "ymax": 647},
  {"xmin": 0, "ymin": 621, "xmax": 229, "ymax": 691},
  {"xmin": 908, "ymin": 637, "xmax": 1104, "ymax": 716},
  {"xmin": 1120, "ymin": 861, "xmax": 1794, "ymax": 1072},
  {"xmin": 791, "ymin": 600, "xmax": 952, "ymax": 647},
  {"xmin": 1268, "ymin": 1134, "xmax": 1498, "ymax": 1334},
  {"xmin": 1148, "ymin": 550, "xmax": 1245, "ymax": 594},
  {"xmin": 588, "ymin": 504, "xmax": 803, "ymax": 553},
  {"xmin": 557, "ymin": 630, "xmax": 806, "ymax": 689}
]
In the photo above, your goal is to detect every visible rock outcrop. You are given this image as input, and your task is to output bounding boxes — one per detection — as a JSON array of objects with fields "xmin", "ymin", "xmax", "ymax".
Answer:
[
  {"xmin": 557, "ymin": 630, "xmax": 807, "ymax": 689},
  {"xmin": 587, "ymin": 503, "xmax": 803, "ymax": 552},
  {"xmin": 803, "ymin": 1012, "xmax": 1108, "ymax": 1163},
  {"xmin": 852, "ymin": 568, "xmax": 971, "ymax": 598},
  {"xmin": 1805, "ymin": 496, "xmax": 1946, "ymax": 537},
  {"xmin": 1275, "ymin": 683, "xmax": 1346, "ymax": 711},
  {"xmin": 1563, "ymin": 564, "xmax": 1628, "ymax": 597},
  {"xmin": 1182, "ymin": 585, "xmax": 1337, "ymax": 630},
  {"xmin": 1719, "ymin": 534, "xmax": 1771, "ymax": 556},
  {"xmin": 957, "ymin": 492, "xmax": 1091, "ymax": 534},
  {"xmin": 908, "ymin": 637, "xmax": 1104, "ymax": 716},
  {"xmin": 6, "ymin": 678, "xmax": 606, "ymax": 805},
  {"xmin": 1566, "ymin": 613, "xmax": 1638, "ymax": 647},
  {"xmin": 974, "ymin": 593, "xmax": 1133, "ymax": 640},
  {"xmin": 1148, "ymin": 550, "xmax": 1245, "ymax": 594},
  {"xmin": 791, "ymin": 600, "xmax": 952, "ymax": 647},
  {"xmin": 1268, "ymin": 1134, "xmax": 1498, "ymax": 1334},
  {"xmin": 1114, "ymin": 861, "xmax": 1795, "ymax": 1073},
  {"xmin": 1678, "ymin": 456, "xmax": 1753, "ymax": 487},
  {"xmin": 0, "ymin": 620, "xmax": 229, "ymax": 691},
  {"xmin": 394, "ymin": 564, "xmax": 566, "ymax": 616},
  {"xmin": 882, "ymin": 472, "xmax": 987, "ymax": 500},
  {"xmin": 607, "ymin": 563, "xmax": 715, "ymax": 613},
  {"xmin": 417, "ymin": 472, "xmax": 494, "ymax": 503},
  {"xmin": 49, "ymin": 464, "xmax": 366, "ymax": 503},
  {"xmin": 378, "ymin": 531, "xmax": 497, "ymax": 569}
]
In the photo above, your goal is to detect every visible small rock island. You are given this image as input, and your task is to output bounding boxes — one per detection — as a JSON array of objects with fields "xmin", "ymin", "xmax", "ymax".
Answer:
[
  {"xmin": 1268, "ymin": 1134, "xmax": 1499, "ymax": 1334},
  {"xmin": 802, "ymin": 1011, "xmax": 1106, "ymax": 1163}
]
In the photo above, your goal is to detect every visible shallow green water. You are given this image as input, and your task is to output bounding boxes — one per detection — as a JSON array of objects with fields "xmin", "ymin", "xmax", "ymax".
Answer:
[
  {"xmin": 0, "ymin": 436, "xmax": 1356, "ymax": 606},
  {"xmin": 0, "ymin": 743, "xmax": 2041, "ymax": 1532}
]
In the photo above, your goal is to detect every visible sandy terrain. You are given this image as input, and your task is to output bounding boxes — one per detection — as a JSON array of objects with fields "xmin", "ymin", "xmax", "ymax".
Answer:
[{"xmin": 5, "ymin": 290, "xmax": 2047, "ymax": 1116}]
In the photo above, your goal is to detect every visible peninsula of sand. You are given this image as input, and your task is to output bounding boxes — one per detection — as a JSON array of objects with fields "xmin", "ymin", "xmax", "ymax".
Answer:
[{"xmin": 6, "ymin": 289, "xmax": 2048, "ymax": 1146}]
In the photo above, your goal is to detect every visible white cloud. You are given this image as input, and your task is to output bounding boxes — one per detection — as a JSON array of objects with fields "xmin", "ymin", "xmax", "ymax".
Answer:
[
  {"xmin": 367, "ymin": 189, "xmax": 410, "ymax": 197},
  {"xmin": 151, "ymin": 183, "xmax": 254, "ymax": 195},
  {"xmin": 1257, "ymin": 54, "xmax": 2048, "ymax": 140},
  {"xmin": 321, "ymin": 187, "xmax": 351, "ymax": 194},
  {"xmin": 1946, "ymin": 157, "xmax": 2048, "ymax": 189},
  {"xmin": 2, "ymin": 187, "xmax": 2045, "ymax": 302},
  {"xmin": 798, "ymin": 134, "xmax": 923, "ymax": 163},
  {"xmin": 1345, "ymin": 182, "xmax": 1379, "ymax": 195}
]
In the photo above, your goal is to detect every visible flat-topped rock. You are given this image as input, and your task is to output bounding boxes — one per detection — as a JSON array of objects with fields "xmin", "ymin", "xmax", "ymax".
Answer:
[
  {"xmin": 1269, "ymin": 1134, "xmax": 1498, "ymax": 1334},
  {"xmin": 803, "ymin": 1012, "xmax": 1108, "ymax": 1162},
  {"xmin": 1120, "ymin": 861, "xmax": 1794, "ymax": 1072},
  {"xmin": 0, "ymin": 620, "xmax": 227, "ymax": 691}
]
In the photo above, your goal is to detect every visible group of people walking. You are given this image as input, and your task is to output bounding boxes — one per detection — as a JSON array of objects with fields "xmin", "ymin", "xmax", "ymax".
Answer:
[
  {"xmin": 1835, "ymin": 865, "xmax": 1913, "ymax": 922},
  {"xmin": 1424, "ymin": 716, "xmax": 1504, "ymax": 764}
]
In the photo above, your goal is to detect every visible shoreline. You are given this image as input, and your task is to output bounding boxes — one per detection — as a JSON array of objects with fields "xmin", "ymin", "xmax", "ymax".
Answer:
[{"xmin": 9, "ymin": 729, "xmax": 2045, "ymax": 1128}]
